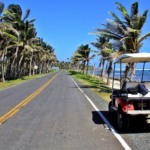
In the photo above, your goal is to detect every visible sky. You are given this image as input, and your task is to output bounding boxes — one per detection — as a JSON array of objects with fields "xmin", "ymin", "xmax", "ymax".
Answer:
[{"xmin": 3, "ymin": 0, "xmax": 150, "ymax": 66}]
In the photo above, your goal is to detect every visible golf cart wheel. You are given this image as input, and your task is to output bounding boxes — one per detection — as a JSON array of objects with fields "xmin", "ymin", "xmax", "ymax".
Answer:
[
  {"xmin": 117, "ymin": 109, "xmax": 126, "ymax": 131},
  {"xmin": 108, "ymin": 101, "xmax": 115, "ymax": 115}
]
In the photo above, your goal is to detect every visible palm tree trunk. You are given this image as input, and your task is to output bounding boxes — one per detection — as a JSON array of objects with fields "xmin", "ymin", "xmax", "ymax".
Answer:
[
  {"xmin": 1, "ymin": 59, "xmax": 5, "ymax": 82},
  {"xmin": 124, "ymin": 64, "xmax": 130, "ymax": 78},
  {"xmin": 106, "ymin": 61, "xmax": 112, "ymax": 85},
  {"xmin": 12, "ymin": 46, "xmax": 19, "ymax": 66},
  {"xmin": 1, "ymin": 49, "xmax": 6, "ymax": 82},
  {"xmin": 85, "ymin": 60, "xmax": 89, "ymax": 75},
  {"xmin": 100, "ymin": 59, "xmax": 105, "ymax": 81},
  {"xmin": 81, "ymin": 60, "xmax": 86, "ymax": 74},
  {"xmin": 1, "ymin": 62, "xmax": 5, "ymax": 82},
  {"xmin": 29, "ymin": 52, "xmax": 33, "ymax": 76},
  {"xmin": 130, "ymin": 63, "xmax": 136, "ymax": 80}
]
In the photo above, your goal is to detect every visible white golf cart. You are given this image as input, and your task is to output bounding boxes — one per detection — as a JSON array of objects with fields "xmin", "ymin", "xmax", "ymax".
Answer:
[{"xmin": 109, "ymin": 53, "xmax": 150, "ymax": 130}]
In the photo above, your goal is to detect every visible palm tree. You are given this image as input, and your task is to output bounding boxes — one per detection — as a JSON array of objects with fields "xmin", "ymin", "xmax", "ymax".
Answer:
[
  {"xmin": 2, "ymin": 4, "xmax": 37, "ymax": 78},
  {"xmin": 74, "ymin": 44, "xmax": 94, "ymax": 74},
  {"xmin": 0, "ymin": 2, "xmax": 57, "ymax": 81},
  {"xmin": 0, "ymin": 2, "xmax": 6, "ymax": 82},
  {"xmin": 70, "ymin": 52, "xmax": 82, "ymax": 71},
  {"xmin": 36, "ymin": 39, "xmax": 56, "ymax": 74},
  {"xmin": 96, "ymin": 2, "xmax": 150, "ymax": 79},
  {"xmin": 0, "ymin": 31, "xmax": 8, "ymax": 82},
  {"xmin": 92, "ymin": 36, "xmax": 114, "ymax": 84}
]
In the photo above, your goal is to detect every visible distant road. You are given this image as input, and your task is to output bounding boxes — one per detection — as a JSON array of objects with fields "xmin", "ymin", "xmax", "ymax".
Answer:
[{"xmin": 0, "ymin": 71, "xmax": 145, "ymax": 150}]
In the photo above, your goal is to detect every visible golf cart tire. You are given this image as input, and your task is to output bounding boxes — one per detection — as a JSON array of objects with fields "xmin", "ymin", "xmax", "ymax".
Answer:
[
  {"xmin": 108, "ymin": 101, "xmax": 115, "ymax": 115},
  {"xmin": 117, "ymin": 107, "xmax": 127, "ymax": 131}
]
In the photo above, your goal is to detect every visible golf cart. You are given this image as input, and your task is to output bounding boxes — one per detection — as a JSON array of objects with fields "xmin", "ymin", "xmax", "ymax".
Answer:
[{"xmin": 109, "ymin": 53, "xmax": 150, "ymax": 130}]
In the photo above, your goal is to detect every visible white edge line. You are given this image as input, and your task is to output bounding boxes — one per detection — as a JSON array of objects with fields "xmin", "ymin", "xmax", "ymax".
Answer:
[{"xmin": 71, "ymin": 77, "xmax": 132, "ymax": 150}]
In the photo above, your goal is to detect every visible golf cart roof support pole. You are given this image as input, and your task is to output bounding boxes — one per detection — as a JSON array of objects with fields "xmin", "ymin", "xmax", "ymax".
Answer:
[
  {"xmin": 120, "ymin": 60, "xmax": 122, "ymax": 88},
  {"xmin": 141, "ymin": 62, "xmax": 145, "ymax": 82},
  {"xmin": 111, "ymin": 63, "xmax": 116, "ymax": 100}
]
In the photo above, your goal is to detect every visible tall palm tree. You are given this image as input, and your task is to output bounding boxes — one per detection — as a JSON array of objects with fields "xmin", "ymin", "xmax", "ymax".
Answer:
[
  {"xmin": 3, "ymin": 21, "xmax": 37, "ymax": 77},
  {"xmin": 2, "ymin": 4, "xmax": 36, "ymax": 78},
  {"xmin": 70, "ymin": 51, "xmax": 83, "ymax": 70},
  {"xmin": 35, "ymin": 39, "xmax": 57, "ymax": 74},
  {"xmin": 92, "ymin": 36, "xmax": 114, "ymax": 83},
  {"xmin": 0, "ymin": 29, "xmax": 9, "ymax": 82},
  {"xmin": 0, "ymin": 2, "xmax": 57, "ymax": 81},
  {"xmin": 0, "ymin": 2, "xmax": 6, "ymax": 82},
  {"xmin": 96, "ymin": 2, "xmax": 150, "ymax": 79},
  {"xmin": 75, "ymin": 44, "xmax": 93, "ymax": 74}
]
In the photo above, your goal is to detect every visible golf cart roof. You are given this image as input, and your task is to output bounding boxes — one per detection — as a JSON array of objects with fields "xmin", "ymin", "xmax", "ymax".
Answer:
[{"xmin": 114, "ymin": 53, "xmax": 150, "ymax": 63}]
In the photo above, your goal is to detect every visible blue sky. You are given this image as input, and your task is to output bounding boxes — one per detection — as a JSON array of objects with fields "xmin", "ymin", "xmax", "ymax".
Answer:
[{"xmin": 4, "ymin": 0, "xmax": 150, "ymax": 66}]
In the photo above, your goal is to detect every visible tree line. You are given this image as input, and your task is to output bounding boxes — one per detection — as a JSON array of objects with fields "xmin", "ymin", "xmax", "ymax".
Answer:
[
  {"xmin": 0, "ymin": 2, "xmax": 58, "ymax": 82},
  {"xmin": 70, "ymin": 1, "xmax": 150, "ymax": 85}
]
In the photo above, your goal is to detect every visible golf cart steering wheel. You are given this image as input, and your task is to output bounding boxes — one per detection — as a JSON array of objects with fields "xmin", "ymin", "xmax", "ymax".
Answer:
[{"xmin": 120, "ymin": 77, "xmax": 130, "ymax": 88}]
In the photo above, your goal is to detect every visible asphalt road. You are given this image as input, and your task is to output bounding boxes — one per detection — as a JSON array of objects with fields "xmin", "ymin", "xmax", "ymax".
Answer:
[{"xmin": 0, "ymin": 71, "xmax": 149, "ymax": 150}]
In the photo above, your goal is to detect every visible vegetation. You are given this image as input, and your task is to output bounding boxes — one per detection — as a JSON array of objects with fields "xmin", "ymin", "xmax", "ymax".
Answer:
[
  {"xmin": 70, "ymin": 71, "xmax": 112, "ymax": 102},
  {"xmin": 70, "ymin": 44, "xmax": 95, "ymax": 74},
  {"xmin": 0, "ymin": 2, "xmax": 58, "ymax": 82},
  {"xmin": 0, "ymin": 70, "xmax": 56, "ymax": 90},
  {"xmin": 69, "ymin": 1, "xmax": 150, "ymax": 101},
  {"xmin": 95, "ymin": 2, "xmax": 150, "ymax": 80},
  {"xmin": 91, "ymin": 36, "xmax": 114, "ymax": 85},
  {"xmin": 69, "ymin": 2, "xmax": 150, "ymax": 87},
  {"xmin": 58, "ymin": 61, "xmax": 70, "ymax": 70}
]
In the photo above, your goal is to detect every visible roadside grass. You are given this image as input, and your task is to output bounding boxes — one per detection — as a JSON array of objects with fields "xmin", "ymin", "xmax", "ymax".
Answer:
[
  {"xmin": 70, "ymin": 71, "xmax": 112, "ymax": 103},
  {"xmin": 0, "ymin": 71, "xmax": 56, "ymax": 90}
]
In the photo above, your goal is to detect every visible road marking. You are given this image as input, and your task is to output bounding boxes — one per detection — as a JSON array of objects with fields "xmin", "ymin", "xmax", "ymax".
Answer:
[
  {"xmin": 71, "ymin": 77, "xmax": 132, "ymax": 150},
  {"xmin": 0, "ymin": 73, "xmax": 59, "ymax": 125}
]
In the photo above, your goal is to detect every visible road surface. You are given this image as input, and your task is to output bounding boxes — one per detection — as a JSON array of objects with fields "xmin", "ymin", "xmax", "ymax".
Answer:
[{"xmin": 0, "ymin": 71, "xmax": 148, "ymax": 150}]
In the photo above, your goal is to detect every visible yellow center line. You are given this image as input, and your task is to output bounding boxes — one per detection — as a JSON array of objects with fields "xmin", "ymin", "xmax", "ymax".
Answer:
[{"xmin": 0, "ymin": 73, "xmax": 59, "ymax": 125}]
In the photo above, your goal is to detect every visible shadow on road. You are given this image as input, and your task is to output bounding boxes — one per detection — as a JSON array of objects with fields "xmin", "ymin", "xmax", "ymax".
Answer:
[
  {"xmin": 79, "ymin": 85, "xmax": 98, "ymax": 89},
  {"xmin": 70, "ymin": 85, "xmax": 97, "ymax": 89},
  {"xmin": 92, "ymin": 110, "xmax": 150, "ymax": 134},
  {"xmin": 92, "ymin": 111, "xmax": 105, "ymax": 124}
]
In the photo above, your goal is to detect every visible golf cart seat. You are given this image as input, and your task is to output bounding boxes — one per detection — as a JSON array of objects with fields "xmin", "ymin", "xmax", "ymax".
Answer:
[
  {"xmin": 124, "ymin": 82, "xmax": 150, "ymax": 100},
  {"xmin": 114, "ymin": 80, "xmax": 150, "ymax": 100}
]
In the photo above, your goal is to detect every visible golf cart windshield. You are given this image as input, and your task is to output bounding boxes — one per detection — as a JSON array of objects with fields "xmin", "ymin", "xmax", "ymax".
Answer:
[{"xmin": 112, "ymin": 53, "xmax": 150, "ymax": 88}]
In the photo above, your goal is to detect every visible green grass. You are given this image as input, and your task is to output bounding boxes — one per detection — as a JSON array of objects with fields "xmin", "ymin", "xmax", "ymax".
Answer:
[
  {"xmin": 70, "ymin": 71, "xmax": 112, "ymax": 103},
  {"xmin": 0, "ymin": 71, "xmax": 55, "ymax": 90}
]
